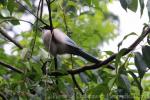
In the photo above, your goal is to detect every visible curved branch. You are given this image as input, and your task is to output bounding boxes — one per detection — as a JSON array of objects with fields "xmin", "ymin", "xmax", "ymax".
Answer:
[
  {"xmin": 48, "ymin": 26, "xmax": 150, "ymax": 76},
  {"xmin": 0, "ymin": 27, "xmax": 23, "ymax": 49}
]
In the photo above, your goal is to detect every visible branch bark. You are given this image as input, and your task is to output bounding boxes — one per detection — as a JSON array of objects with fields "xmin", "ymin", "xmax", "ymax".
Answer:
[
  {"xmin": 48, "ymin": 26, "xmax": 150, "ymax": 76},
  {"xmin": 0, "ymin": 28, "xmax": 23, "ymax": 49}
]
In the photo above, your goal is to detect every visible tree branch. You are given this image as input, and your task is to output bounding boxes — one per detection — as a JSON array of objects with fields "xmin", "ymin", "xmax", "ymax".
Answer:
[
  {"xmin": 0, "ymin": 27, "xmax": 23, "ymax": 49},
  {"xmin": 46, "ymin": 0, "xmax": 53, "ymax": 29},
  {"xmin": 0, "ymin": 60, "xmax": 23, "ymax": 74},
  {"xmin": 48, "ymin": 25, "xmax": 150, "ymax": 76}
]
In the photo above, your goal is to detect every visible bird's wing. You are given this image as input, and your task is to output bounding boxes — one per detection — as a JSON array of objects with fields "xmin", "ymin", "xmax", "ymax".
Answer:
[
  {"xmin": 54, "ymin": 29, "xmax": 79, "ymax": 48},
  {"xmin": 64, "ymin": 36, "xmax": 78, "ymax": 47}
]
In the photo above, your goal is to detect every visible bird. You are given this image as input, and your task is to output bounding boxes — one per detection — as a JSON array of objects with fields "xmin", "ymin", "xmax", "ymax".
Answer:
[{"xmin": 41, "ymin": 26, "xmax": 114, "ymax": 69}]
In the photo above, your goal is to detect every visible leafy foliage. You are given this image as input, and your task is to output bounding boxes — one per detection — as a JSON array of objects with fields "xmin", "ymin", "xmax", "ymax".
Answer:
[{"xmin": 0, "ymin": 0, "xmax": 150, "ymax": 99}]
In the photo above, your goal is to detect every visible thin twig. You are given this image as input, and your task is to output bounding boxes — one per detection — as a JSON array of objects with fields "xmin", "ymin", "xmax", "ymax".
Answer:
[
  {"xmin": 16, "ymin": 0, "xmax": 48, "ymax": 26},
  {"xmin": 30, "ymin": 0, "xmax": 43, "ymax": 57},
  {"xmin": 0, "ymin": 27, "xmax": 23, "ymax": 49},
  {"xmin": 0, "ymin": 60, "xmax": 23, "ymax": 74},
  {"xmin": 48, "ymin": 26, "xmax": 150, "ymax": 76},
  {"xmin": 46, "ymin": 0, "xmax": 53, "ymax": 29},
  {"xmin": 71, "ymin": 74, "xmax": 84, "ymax": 95},
  {"xmin": 54, "ymin": 57, "xmax": 58, "ymax": 85}
]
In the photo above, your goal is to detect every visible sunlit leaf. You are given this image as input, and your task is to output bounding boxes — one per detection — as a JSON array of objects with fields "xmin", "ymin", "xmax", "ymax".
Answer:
[{"xmin": 108, "ymin": 77, "xmax": 116, "ymax": 89}]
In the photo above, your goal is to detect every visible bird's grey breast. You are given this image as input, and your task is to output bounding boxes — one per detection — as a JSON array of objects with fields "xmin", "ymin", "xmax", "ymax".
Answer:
[{"xmin": 42, "ymin": 30, "xmax": 57, "ymax": 56}]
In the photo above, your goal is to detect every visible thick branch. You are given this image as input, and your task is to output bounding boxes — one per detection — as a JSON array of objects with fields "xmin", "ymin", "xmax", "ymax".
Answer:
[
  {"xmin": 0, "ymin": 60, "xmax": 23, "ymax": 74},
  {"xmin": 0, "ymin": 28, "xmax": 23, "ymax": 49},
  {"xmin": 48, "ymin": 26, "xmax": 150, "ymax": 76}
]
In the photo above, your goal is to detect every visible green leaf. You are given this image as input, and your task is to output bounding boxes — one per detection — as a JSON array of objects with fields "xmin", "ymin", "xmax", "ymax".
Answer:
[
  {"xmin": 134, "ymin": 52, "xmax": 147, "ymax": 78},
  {"xmin": 104, "ymin": 51, "xmax": 114, "ymax": 56},
  {"xmin": 147, "ymin": 0, "xmax": 150, "ymax": 21},
  {"xmin": 21, "ymin": 48, "xmax": 30, "ymax": 60},
  {"xmin": 139, "ymin": 0, "xmax": 144, "ymax": 16},
  {"xmin": 32, "ymin": 64, "xmax": 42, "ymax": 78},
  {"xmin": 108, "ymin": 77, "xmax": 116, "ymax": 89},
  {"xmin": 24, "ymin": 0, "xmax": 32, "ymax": 8},
  {"xmin": 79, "ymin": 72, "xmax": 89, "ymax": 83},
  {"xmin": 0, "ymin": 17, "xmax": 20, "ymax": 25},
  {"xmin": 87, "ymin": 0, "xmax": 92, "ymax": 5},
  {"xmin": 92, "ymin": 0, "xmax": 99, "ymax": 8},
  {"xmin": 0, "ymin": 0, "xmax": 7, "ymax": 6},
  {"xmin": 88, "ymin": 83, "xmax": 109, "ymax": 97},
  {"xmin": 117, "ymin": 74, "xmax": 130, "ymax": 92},
  {"xmin": 127, "ymin": 70, "xmax": 143, "ymax": 92},
  {"xmin": 118, "ymin": 32, "xmax": 137, "ymax": 50},
  {"xmin": 10, "ymin": 19, "xmax": 20, "ymax": 25},
  {"xmin": 142, "ymin": 45, "xmax": 150, "ymax": 68},
  {"xmin": 7, "ymin": 0, "xmax": 15, "ymax": 15},
  {"xmin": 147, "ymin": 34, "xmax": 150, "ymax": 45},
  {"xmin": 115, "ymin": 48, "xmax": 127, "ymax": 67},
  {"xmin": 127, "ymin": 0, "xmax": 138, "ymax": 12},
  {"xmin": 119, "ymin": 0, "xmax": 128, "ymax": 11}
]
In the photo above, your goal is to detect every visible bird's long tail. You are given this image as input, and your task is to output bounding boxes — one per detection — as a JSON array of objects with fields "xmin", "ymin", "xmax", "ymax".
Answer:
[{"xmin": 74, "ymin": 48, "xmax": 115, "ymax": 70}]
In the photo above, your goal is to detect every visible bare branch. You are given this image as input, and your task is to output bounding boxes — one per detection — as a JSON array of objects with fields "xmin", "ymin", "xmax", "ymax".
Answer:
[
  {"xmin": 0, "ymin": 27, "xmax": 23, "ymax": 49},
  {"xmin": 48, "ymin": 26, "xmax": 150, "ymax": 76}
]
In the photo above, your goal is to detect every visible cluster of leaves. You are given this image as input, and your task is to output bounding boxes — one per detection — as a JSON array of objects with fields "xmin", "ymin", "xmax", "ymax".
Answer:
[
  {"xmin": 119, "ymin": 0, "xmax": 150, "ymax": 20},
  {"xmin": 0, "ymin": 0, "xmax": 150, "ymax": 100},
  {"xmin": 0, "ymin": 0, "xmax": 117, "ymax": 99}
]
